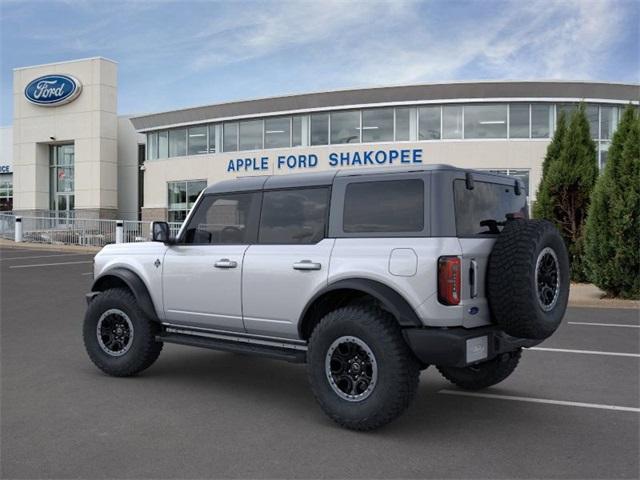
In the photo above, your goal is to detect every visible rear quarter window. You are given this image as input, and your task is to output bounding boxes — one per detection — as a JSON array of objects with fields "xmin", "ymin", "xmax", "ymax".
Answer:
[
  {"xmin": 454, "ymin": 179, "xmax": 527, "ymax": 236},
  {"xmin": 343, "ymin": 179, "xmax": 424, "ymax": 233}
]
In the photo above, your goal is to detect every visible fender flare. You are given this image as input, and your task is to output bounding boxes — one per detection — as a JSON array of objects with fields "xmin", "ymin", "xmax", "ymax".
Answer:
[
  {"xmin": 91, "ymin": 267, "xmax": 159, "ymax": 321},
  {"xmin": 298, "ymin": 278, "xmax": 422, "ymax": 335}
]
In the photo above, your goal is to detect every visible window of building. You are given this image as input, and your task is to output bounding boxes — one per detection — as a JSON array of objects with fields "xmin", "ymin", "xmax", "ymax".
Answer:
[
  {"xmin": 239, "ymin": 120, "xmax": 263, "ymax": 150},
  {"xmin": 395, "ymin": 107, "xmax": 411, "ymax": 141},
  {"xmin": 167, "ymin": 180, "xmax": 207, "ymax": 223},
  {"xmin": 158, "ymin": 131, "xmax": 169, "ymax": 159},
  {"xmin": 509, "ymin": 104, "xmax": 529, "ymax": 138},
  {"xmin": 147, "ymin": 132, "xmax": 158, "ymax": 160},
  {"xmin": 599, "ymin": 142, "xmax": 610, "ymax": 171},
  {"xmin": 259, "ymin": 188, "xmax": 329, "ymax": 244},
  {"xmin": 343, "ymin": 179, "xmax": 424, "ymax": 233},
  {"xmin": 208, "ymin": 124, "xmax": 217, "ymax": 153},
  {"xmin": 330, "ymin": 110, "xmax": 360, "ymax": 144},
  {"xmin": 310, "ymin": 113, "xmax": 329, "ymax": 145},
  {"xmin": 485, "ymin": 169, "xmax": 530, "ymax": 196},
  {"xmin": 454, "ymin": 180, "xmax": 527, "ymax": 236},
  {"xmin": 586, "ymin": 104, "xmax": 599, "ymax": 139},
  {"xmin": 600, "ymin": 106, "xmax": 619, "ymax": 140},
  {"xmin": 182, "ymin": 192, "xmax": 260, "ymax": 244},
  {"xmin": 292, "ymin": 116, "xmax": 303, "ymax": 146},
  {"xmin": 442, "ymin": 105, "xmax": 463, "ymax": 139},
  {"xmin": 187, "ymin": 126, "xmax": 208, "ymax": 155},
  {"xmin": 223, "ymin": 122, "xmax": 239, "ymax": 152},
  {"xmin": 464, "ymin": 104, "xmax": 507, "ymax": 139},
  {"xmin": 49, "ymin": 144, "xmax": 75, "ymax": 219},
  {"xmin": 0, "ymin": 173, "xmax": 13, "ymax": 211},
  {"xmin": 265, "ymin": 117, "xmax": 291, "ymax": 149},
  {"xmin": 169, "ymin": 128, "xmax": 187, "ymax": 157},
  {"xmin": 419, "ymin": 106, "xmax": 441, "ymax": 140},
  {"xmin": 531, "ymin": 104, "xmax": 552, "ymax": 138},
  {"xmin": 362, "ymin": 108, "xmax": 394, "ymax": 143}
]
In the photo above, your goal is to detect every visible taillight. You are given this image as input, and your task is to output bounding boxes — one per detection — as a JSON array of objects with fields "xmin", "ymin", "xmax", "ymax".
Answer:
[{"xmin": 438, "ymin": 256, "xmax": 461, "ymax": 306}]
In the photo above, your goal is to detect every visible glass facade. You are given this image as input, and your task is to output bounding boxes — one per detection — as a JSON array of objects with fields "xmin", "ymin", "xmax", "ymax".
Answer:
[
  {"xmin": 419, "ymin": 106, "xmax": 440, "ymax": 140},
  {"xmin": 330, "ymin": 110, "xmax": 360, "ymax": 144},
  {"xmin": 395, "ymin": 107, "xmax": 411, "ymax": 141},
  {"xmin": 362, "ymin": 108, "xmax": 394, "ymax": 143},
  {"xmin": 464, "ymin": 104, "xmax": 507, "ymax": 139},
  {"xmin": 442, "ymin": 105, "xmax": 463, "ymax": 139},
  {"xmin": 50, "ymin": 144, "xmax": 75, "ymax": 219},
  {"xmin": 143, "ymin": 102, "xmax": 624, "ymax": 172},
  {"xmin": 265, "ymin": 117, "xmax": 291, "ymax": 149},
  {"xmin": 0, "ymin": 173, "xmax": 12, "ymax": 211},
  {"xmin": 167, "ymin": 179, "xmax": 207, "ymax": 223}
]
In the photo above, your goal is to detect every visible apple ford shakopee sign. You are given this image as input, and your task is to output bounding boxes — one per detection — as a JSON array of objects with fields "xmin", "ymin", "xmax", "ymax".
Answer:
[{"xmin": 24, "ymin": 74, "xmax": 82, "ymax": 106}]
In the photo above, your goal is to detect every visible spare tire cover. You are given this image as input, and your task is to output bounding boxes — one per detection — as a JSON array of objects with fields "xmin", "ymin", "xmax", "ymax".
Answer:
[{"xmin": 487, "ymin": 219, "xmax": 570, "ymax": 340}]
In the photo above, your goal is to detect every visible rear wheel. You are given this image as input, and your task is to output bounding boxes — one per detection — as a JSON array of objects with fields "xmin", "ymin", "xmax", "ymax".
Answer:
[
  {"xmin": 83, "ymin": 288, "xmax": 163, "ymax": 377},
  {"xmin": 437, "ymin": 349, "xmax": 521, "ymax": 390},
  {"xmin": 307, "ymin": 305, "xmax": 420, "ymax": 431}
]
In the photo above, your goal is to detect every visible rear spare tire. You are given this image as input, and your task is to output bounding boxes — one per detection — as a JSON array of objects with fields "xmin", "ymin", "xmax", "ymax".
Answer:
[{"xmin": 487, "ymin": 219, "xmax": 569, "ymax": 340}]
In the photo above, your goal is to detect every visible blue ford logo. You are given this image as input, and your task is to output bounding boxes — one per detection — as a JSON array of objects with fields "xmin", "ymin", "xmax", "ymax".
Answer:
[{"xmin": 24, "ymin": 74, "xmax": 82, "ymax": 106}]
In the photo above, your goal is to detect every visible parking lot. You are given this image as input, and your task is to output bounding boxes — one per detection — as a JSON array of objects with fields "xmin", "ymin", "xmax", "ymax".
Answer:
[{"xmin": 1, "ymin": 244, "xmax": 638, "ymax": 479}]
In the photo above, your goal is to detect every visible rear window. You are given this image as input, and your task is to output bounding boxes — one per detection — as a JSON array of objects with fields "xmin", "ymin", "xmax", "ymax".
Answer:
[
  {"xmin": 343, "ymin": 179, "xmax": 424, "ymax": 233},
  {"xmin": 454, "ymin": 180, "xmax": 527, "ymax": 236}
]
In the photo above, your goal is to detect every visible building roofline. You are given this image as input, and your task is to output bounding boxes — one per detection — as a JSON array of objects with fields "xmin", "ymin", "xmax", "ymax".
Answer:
[
  {"xmin": 130, "ymin": 80, "xmax": 639, "ymax": 131},
  {"xmin": 13, "ymin": 56, "xmax": 118, "ymax": 71}
]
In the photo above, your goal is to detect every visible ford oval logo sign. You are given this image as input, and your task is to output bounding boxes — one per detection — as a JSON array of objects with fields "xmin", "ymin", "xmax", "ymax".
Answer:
[{"xmin": 24, "ymin": 74, "xmax": 82, "ymax": 106}]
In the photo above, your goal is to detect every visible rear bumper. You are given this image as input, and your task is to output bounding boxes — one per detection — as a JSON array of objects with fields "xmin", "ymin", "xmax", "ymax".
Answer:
[{"xmin": 402, "ymin": 326, "xmax": 542, "ymax": 368}]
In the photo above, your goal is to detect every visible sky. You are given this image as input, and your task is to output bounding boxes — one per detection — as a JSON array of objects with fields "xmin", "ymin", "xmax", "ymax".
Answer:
[{"xmin": 0, "ymin": 0, "xmax": 638, "ymax": 126}]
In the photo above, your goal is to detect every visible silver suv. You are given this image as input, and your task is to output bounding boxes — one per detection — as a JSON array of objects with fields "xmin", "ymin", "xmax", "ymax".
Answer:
[{"xmin": 83, "ymin": 165, "xmax": 569, "ymax": 430}]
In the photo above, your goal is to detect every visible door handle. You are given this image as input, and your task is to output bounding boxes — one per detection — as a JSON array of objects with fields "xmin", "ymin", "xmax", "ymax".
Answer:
[
  {"xmin": 470, "ymin": 259, "xmax": 478, "ymax": 298},
  {"xmin": 214, "ymin": 258, "xmax": 238, "ymax": 269},
  {"xmin": 293, "ymin": 260, "xmax": 321, "ymax": 271}
]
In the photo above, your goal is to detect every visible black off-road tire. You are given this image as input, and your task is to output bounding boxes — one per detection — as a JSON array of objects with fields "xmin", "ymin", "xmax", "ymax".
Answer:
[
  {"xmin": 487, "ymin": 219, "xmax": 570, "ymax": 340},
  {"xmin": 307, "ymin": 305, "xmax": 420, "ymax": 431},
  {"xmin": 437, "ymin": 349, "xmax": 521, "ymax": 390},
  {"xmin": 83, "ymin": 288, "xmax": 163, "ymax": 377}
]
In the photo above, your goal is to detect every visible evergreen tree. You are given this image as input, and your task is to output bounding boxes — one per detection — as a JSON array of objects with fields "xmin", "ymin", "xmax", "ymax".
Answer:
[
  {"xmin": 584, "ymin": 106, "xmax": 640, "ymax": 298},
  {"xmin": 533, "ymin": 111, "xmax": 567, "ymax": 220},
  {"xmin": 538, "ymin": 104, "xmax": 598, "ymax": 281}
]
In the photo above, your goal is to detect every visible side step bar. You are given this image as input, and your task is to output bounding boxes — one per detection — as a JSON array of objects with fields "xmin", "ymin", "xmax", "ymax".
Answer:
[{"xmin": 157, "ymin": 331, "xmax": 307, "ymax": 363}]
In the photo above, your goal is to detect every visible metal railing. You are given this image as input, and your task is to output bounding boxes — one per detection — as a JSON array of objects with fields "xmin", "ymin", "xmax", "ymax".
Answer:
[
  {"xmin": 1, "ymin": 214, "xmax": 184, "ymax": 248},
  {"xmin": 0, "ymin": 213, "xmax": 15, "ymax": 240}
]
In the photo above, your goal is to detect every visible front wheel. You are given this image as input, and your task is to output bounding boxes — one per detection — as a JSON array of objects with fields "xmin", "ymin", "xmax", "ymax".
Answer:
[
  {"xmin": 83, "ymin": 288, "xmax": 163, "ymax": 377},
  {"xmin": 307, "ymin": 305, "xmax": 420, "ymax": 431},
  {"xmin": 437, "ymin": 349, "xmax": 521, "ymax": 390}
]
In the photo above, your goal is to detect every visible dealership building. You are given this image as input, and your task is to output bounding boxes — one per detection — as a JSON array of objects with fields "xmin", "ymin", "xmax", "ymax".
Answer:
[{"xmin": 4, "ymin": 57, "xmax": 638, "ymax": 221}]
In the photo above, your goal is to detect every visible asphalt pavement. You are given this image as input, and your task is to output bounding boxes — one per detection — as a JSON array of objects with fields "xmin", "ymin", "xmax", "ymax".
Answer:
[{"xmin": 1, "ymin": 245, "xmax": 638, "ymax": 479}]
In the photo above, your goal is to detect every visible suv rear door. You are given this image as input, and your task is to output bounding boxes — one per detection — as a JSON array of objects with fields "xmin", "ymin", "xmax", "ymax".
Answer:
[
  {"xmin": 242, "ymin": 186, "xmax": 333, "ymax": 339},
  {"xmin": 452, "ymin": 175, "xmax": 527, "ymax": 327}
]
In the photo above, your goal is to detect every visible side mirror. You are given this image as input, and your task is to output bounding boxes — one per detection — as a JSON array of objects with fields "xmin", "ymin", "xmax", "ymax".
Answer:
[{"xmin": 152, "ymin": 221, "xmax": 171, "ymax": 243}]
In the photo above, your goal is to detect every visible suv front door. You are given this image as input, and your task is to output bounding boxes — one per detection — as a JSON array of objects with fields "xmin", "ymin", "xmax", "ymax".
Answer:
[
  {"xmin": 162, "ymin": 192, "xmax": 260, "ymax": 332},
  {"xmin": 242, "ymin": 187, "xmax": 333, "ymax": 340}
]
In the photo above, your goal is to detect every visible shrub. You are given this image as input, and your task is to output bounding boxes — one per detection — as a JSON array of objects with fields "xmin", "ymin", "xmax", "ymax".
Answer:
[{"xmin": 584, "ymin": 106, "xmax": 640, "ymax": 298}]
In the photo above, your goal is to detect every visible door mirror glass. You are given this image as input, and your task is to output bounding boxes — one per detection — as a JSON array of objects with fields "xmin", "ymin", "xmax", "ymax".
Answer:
[{"xmin": 152, "ymin": 221, "xmax": 171, "ymax": 243}]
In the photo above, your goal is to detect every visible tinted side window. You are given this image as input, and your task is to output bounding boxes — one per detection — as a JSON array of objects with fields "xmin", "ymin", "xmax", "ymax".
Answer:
[
  {"xmin": 454, "ymin": 180, "xmax": 527, "ymax": 236},
  {"xmin": 182, "ymin": 193, "xmax": 259, "ymax": 244},
  {"xmin": 343, "ymin": 179, "xmax": 424, "ymax": 233},
  {"xmin": 259, "ymin": 188, "xmax": 329, "ymax": 244}
]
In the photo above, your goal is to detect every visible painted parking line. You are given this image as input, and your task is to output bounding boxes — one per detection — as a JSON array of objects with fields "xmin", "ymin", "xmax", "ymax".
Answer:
[
  {"xmin": 529, "ymin": 347, "xmax": 640, "ymax": 358},
  {"xmin": 438, "ymin": 389, "xmax": 640, "ymax": 413},
  {"xmin": 1, "ymin": 253, "xmax": 93, "ymax": 261},
  {"xmin": 81, "ymin": 272, "xmax": 94, "ymax": 276},
  {"xmin": 568, "ymin": 321, "xmax": 640, "ymax": 329},
  {"xmin": 9, "ymin": 260, "xmax": 93, "ymax": 269}
]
